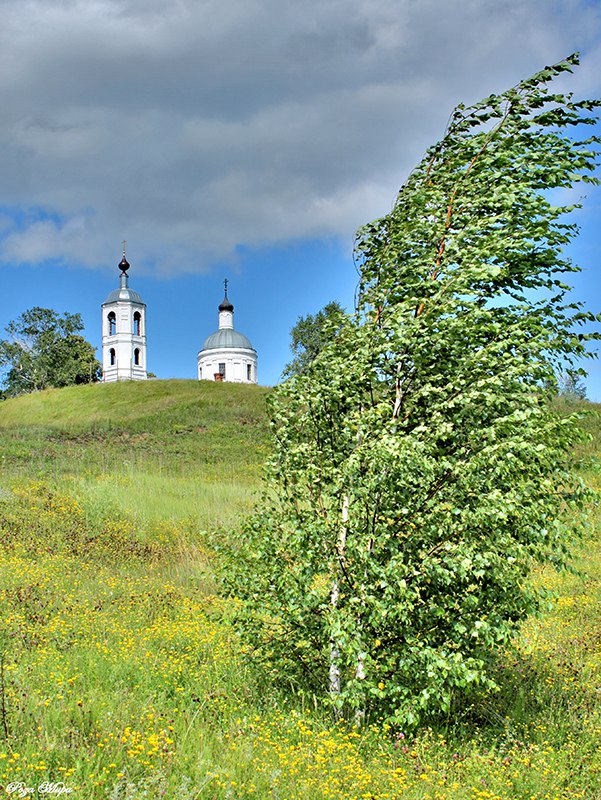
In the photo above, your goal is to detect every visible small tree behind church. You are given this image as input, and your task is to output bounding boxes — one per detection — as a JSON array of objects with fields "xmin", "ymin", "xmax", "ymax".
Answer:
[
  {"xmin": 282, "ymin": 301, "xmax": 345, "ymax": 378},
  {"xmin": 225, "ymin": 55, "xmax": 600, "ymax": 728}
]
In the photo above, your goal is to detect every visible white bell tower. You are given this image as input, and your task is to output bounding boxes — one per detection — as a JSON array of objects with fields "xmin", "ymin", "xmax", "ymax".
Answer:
[{"xmin": 102, "ymin": 243, "xmax": 147, "ymax": 382}]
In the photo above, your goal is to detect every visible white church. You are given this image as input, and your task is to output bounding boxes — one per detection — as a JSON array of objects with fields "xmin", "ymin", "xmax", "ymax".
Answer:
[
  {"xmin": 197, "ymin": 279, "xmax": 258, "ymax": 384},
  {"xmin": 101, "ymin": 250, "xmax": 258, "ymax": 384}
]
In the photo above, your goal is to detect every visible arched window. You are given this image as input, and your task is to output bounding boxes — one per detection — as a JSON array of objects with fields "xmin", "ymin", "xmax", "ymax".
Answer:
[
  {"xmin": 247, "ymin": 364, "xmax": 252, "ymax": 381},
  {"xmin": 109, "ymin": 348, "xmax": 116, "ymax": 366},
  {"xmin": 134, "ymin": 348, "xmax": 140, "ymax": 366},
  {"xmin": 133, "ymin": 311, "xmax": 141, "ymax": 336},
  {"xmin": 108, "ymin": 312, "xmax": 116, "ymax": 336}
]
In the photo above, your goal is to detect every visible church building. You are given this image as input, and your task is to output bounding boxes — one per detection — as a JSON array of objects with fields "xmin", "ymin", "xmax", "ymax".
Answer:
[
  {"xmin": 101, "ymin": 246, "xmax": 147, "ymax": 382},
  {"xmin": 197, "ymin": 281, "xmax": 258, "ymax": 384},
  {"xmin": 100, "ymin": 252, "xmax": 257, "ymax": 384}
]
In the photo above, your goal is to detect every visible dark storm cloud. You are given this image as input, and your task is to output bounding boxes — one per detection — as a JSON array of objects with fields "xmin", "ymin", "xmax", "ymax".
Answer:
[{"xmin": 0, "ymin": 0, "xmax": 599, "ymax": 274}]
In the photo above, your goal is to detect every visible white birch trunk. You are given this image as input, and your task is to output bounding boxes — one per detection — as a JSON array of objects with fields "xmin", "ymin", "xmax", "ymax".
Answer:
[{"xmin": 329, "ymin": 494, "xmax": 349, "ymax": 707}]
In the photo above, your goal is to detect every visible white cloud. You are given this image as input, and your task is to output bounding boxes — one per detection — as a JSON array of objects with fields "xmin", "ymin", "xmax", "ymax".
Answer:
[{"xmin": 0, "ymin": 0, "xmax": 598, "ymax": 275}]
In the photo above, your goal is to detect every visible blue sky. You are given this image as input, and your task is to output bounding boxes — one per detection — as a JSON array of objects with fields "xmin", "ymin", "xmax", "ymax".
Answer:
[{"xmin": 0, "ymin": 0, "xmax": 600, "ymax": 394}]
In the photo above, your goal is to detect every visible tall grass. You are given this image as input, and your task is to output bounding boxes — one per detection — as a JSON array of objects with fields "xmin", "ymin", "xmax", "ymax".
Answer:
[
  {"xmin": 0, "ymin": 380, "xmax": 270, "ymax": 527},
  {"xmin": 74, "ymin": 471, "xmax": 257, "ymax": 530},
  {"xmin": 0, "ymin": 383, "xmax": 600, "ymax": 798}
]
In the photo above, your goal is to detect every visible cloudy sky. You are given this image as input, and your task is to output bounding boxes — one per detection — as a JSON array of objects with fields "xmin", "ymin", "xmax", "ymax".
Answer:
[{"xmin": 1, "ymin": 0, "xmax": 600, "ymax": 392}]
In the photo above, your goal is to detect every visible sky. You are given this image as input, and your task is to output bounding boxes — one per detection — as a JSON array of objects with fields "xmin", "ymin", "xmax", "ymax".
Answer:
[{"xmin": 0, "ymin": 0, "xmax": 600, "ymax": 395}]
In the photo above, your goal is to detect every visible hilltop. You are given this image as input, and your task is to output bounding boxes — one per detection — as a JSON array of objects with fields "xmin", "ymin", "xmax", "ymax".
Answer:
[{"xmin": 0, "ymin": 377, "xmax": 270, "ymax": 434}]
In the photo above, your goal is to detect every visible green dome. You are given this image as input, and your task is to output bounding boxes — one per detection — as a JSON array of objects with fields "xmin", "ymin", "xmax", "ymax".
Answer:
[{"xmin": 201, "ymin": 329, "xmax": 255, "ymax": 351}]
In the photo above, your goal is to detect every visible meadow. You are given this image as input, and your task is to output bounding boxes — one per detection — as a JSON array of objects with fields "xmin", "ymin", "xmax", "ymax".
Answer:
[{"xmin": 0, "ymin": 380, "xmax": 600, "ymax": 799}]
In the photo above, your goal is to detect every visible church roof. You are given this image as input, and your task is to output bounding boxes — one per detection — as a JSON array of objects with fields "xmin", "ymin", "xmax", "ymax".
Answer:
[
  {"xmin": 103, "ymin": 286, "xmax": 145, "ymax": 305},
  {"xmin": 103, "ymin": 246, "xmax": 145, "ymax": 304},
  {"xmin": 201, "ymin": 328, "xmax": 255, "ymax": 352},
  {"xmin": 218, "ymin": 293, "xmax": 234, "ymax": 312}
]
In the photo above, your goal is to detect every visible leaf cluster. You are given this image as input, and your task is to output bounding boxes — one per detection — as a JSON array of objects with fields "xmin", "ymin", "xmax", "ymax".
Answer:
[
  {"xmin": 223, "ymin": 55, "xmax": 600, "ymax": 729},
  {"xmin": 282, "ymin": 301, "xmax": 346, "ymax": 379},
  {"xmin": 0, "ymin": 307, "xmax": 101, "ymax": 397}
]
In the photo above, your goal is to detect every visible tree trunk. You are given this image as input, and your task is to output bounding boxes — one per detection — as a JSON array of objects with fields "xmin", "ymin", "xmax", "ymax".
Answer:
[{"xmin": 329, "ymin": 494, "xmax": 349, "ymax": 712}]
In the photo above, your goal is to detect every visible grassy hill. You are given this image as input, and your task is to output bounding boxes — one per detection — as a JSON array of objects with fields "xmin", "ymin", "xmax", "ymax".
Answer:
[
  {"xmin": 0, "ymin": 379, "xmax": 271, "ymax": 529},
  {"xmin": 1, "ymin": 381, "xmax": 600, "ymax": 799},
  {"xmin": 0, "ymin": 378, "xmax": 269, "ymax": 433}
]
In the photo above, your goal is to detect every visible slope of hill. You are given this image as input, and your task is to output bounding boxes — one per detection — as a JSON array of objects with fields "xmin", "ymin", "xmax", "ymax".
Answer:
[
  {"xmin": 0, "ymin": 379, "xmax": 271, "ymax": 527},
  {"xmin": 1, "ymin": 384, "xmax": 600, "ymax": 799},
  {"xmin": 0, "ymin": 378, "xmax": 270, "ymax": 437}
]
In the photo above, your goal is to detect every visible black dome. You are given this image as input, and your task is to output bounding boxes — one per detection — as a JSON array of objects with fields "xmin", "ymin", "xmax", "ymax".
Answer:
[{"xmin": 219, "ymin": 293, "xmax": 234, "ymax": 312}]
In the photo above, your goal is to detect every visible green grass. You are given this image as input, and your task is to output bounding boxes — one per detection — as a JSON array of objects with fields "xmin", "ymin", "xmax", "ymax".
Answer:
[
  {"xmin": 0, "ymin": 379, "xmax": 240, "ymax": 429},
  {"xmin": 74, "ymin": 471, "xmax": 257, "ymax": 530},
  {"xmin": 0, "ymin": 383, "xmax": 600, "ymax": 799},
  {"xmin": 0, "ymin": 379, "xmax": 271, "ymax": 527}
]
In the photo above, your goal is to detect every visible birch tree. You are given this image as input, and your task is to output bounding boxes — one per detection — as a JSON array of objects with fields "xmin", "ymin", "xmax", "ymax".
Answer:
[{"xmin": 225, "ymin": 55, "xmax": 600, "ymax": 728}]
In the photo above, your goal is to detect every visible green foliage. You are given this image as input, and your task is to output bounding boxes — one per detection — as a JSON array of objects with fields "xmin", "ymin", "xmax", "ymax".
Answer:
[
  {"xmin": 1, "ymin": 378, "xmax": 601, "ymax": 795},
  {"xmin": 0, "ymin": 307, "xmax": 101, "ymax": 396},
  {"xmin": 282, "ymin": 301, "xmax": 346, "ymax": 378},
  {"xmin": 225, "ymin": 55, "xmax": 601, "ymax": 728}
]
